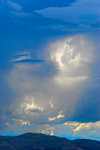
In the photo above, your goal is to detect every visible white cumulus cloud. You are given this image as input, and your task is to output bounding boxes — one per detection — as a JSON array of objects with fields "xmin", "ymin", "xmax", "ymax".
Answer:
[{"xmin": 48, "ymin": 111, "xmax": 64, "ymax": 121}]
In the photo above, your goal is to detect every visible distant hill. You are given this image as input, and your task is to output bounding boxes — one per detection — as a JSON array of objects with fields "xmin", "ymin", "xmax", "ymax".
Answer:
[{"xmin": 0, "ymin": 133, "xmax": 100, "ymax": 150}]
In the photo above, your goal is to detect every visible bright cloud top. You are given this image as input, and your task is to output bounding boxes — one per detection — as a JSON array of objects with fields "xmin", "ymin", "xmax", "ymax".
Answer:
[
  {"xmin": 48, "ymin": 35, "xmax": 93, "ymax": 87},
  {"xmin": 48, "ymin": 111, "xmax": 64, "ymax": 121},
  {"xmin": 49, "ymin": 35, "xmax": 93, "ymax": 71}
]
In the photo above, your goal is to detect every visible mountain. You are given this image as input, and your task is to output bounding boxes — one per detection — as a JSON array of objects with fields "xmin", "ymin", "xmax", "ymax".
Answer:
[{"xmin": 0, "ymin": 133, "xmax": 100, "ymax": 150}]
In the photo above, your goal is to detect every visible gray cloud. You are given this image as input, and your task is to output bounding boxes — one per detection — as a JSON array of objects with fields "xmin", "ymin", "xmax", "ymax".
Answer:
[
  {"xmin": 2, "ymin": 34, "xmax": 95, "ymax": 126},
  {"xmin": 0, "ymin": 33, "xmax": 99, "ymax": 140},
  {"xmin": 0, "ymin": 0, "xmax": 99, "ymax": 141}
]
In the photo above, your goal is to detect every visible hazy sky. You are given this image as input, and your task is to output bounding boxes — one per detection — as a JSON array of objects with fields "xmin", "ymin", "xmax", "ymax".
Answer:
[{"xmin": 0, "ymin": 0, "xmax": 100, "ymax": 140}]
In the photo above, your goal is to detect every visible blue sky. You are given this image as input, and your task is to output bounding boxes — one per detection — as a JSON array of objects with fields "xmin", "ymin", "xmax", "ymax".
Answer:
[{"xmin": 0, "ymin": 0, "xmax": 100, "ymax": 140}]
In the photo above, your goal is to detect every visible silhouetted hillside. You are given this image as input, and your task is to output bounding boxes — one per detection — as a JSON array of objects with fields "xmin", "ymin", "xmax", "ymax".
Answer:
[{"xmin": 0, "ymin": 133, "xmax": 100, "ymax": 150}]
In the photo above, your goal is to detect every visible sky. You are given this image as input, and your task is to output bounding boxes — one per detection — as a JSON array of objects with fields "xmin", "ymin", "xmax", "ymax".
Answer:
[{"xmin": 0, "ymin": 0, "xmax": 100, "ymax": 141}]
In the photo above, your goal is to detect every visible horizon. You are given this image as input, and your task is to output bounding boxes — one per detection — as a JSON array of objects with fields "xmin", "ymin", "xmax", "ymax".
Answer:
[
  {"xmin": 0, "ymin": 132, "xmax": 100, "ymax": 142},
  {"xmin": 0, "ymin": 0, "xmax": 100, "ymax": 141}
]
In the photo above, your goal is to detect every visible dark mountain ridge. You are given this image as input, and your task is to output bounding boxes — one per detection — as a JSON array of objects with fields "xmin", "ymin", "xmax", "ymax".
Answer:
[{"xmin": 0, "ymin": 133, "xmax": 100, "ymax": 150}]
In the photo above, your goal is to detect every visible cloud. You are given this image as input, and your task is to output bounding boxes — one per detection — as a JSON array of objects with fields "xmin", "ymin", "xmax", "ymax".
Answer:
[
  {"xmin": 48, "ymin": 111, "xmax": 64, "ymax": 121},
  {"xmin": 38, "ymin": 125, "xmax": 55, "ymax": 136},
  {"xmin": 69, "ymin": 53, "xmax": 88, "ymax": 67},
  {"xmin": 54, "ymin": 76, "xmax": 89, "ymax": 87},
  {"xmin": 35, "ymin": 0, "xmax": 99, "ymax": 25},
  {"xmin": 3, "ymin": 120, "xmax": 100, "ymax": 140},
  {"xmin": 1, "ymin": 34, "xmax": 97, "ymax": 135},
  {"xmin": 14, "ymin": 59, "xmax": 44, "ymax": 64},
  {"xmin": 17, "ymin": 95, "xmax": 44, "ymax": 114},
  {"xmin": 37, "ymin": 121, "xmax": 100, "ymax": 140},
  {"xmin": 10, "ymin": 11, "xmax": 30, "ymax": 17},
  {"xmin": 5, "ymin": 122, "xmax": 10, "ymax": 126},
  {"xmin": 48, "ymin": 35, "xmax": 93, "ymax": 88},
  {"xmin": 62, "ymin": 121, "xmax": 100, "ymax": 139},
  {"xmin": 12, "ymin": 56, "xmax": 31, "ymax": 62},
  {"xmin": 22, "ymin": 0, "xmax": 76, "ymax": 11},
  {"xmin": 12, "ymin": 51, "xmax": 44, "ymax": 64},
  {"xmin": 73, "ymin": 121, "xmax": 100, "ymax": 136},
  {"xmin": 49, "ymin": 99, "xmax": 55, "ymax": 109},
  {"xmin": 7, "ymin": 0, "xmax": 22, "ymax": 11},
  {"xmin": 63, "ymin": 121, "xmax": 80, "ymax": 127},
  {"xmin": 12, "ymin": 119, "xmax": 30, "ymax": 125},
  {"xmin": 3, "ymin": 0, "xmax": 29, "ymax": 17},
  {"xmin": 49, "ymin": 35, "xmax": 93, "ymax": 71},
  {"xmin": 0, "ymin": 0, "xmax": 99, "ymax": 141}
]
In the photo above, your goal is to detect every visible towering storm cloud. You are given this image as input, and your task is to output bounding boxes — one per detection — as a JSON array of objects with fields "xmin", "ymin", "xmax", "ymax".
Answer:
[
  {"xmin": 0, "ymin": 0, "xmax": 100, "ymax": 140},
  {"xmin": 2, "ymin": 35, "xmax": 95, "ymax": 125}
]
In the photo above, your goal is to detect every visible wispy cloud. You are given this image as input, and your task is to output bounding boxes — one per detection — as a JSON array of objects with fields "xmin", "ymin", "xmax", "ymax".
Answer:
[
  {"xmin": 12, "ymin": 51, "xmax": 44, "ymax": 64},
  {"xmin": 36, "ymin": 0, "xmax": 100, "ymax": 26},
  {"xmin": 12, "ymin": 119, "xmax": 30, "ymax": 125},
  {"xmin": 12, "ymin": 56, "xmax": 31, "ymax": 62},
  {"xmin": 7, "ymin": 0, "xmax": 22, "ymax": 11},
  {"xmin": 4, "ymin": 0, "xmax": 29, "ymax": 17}
]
